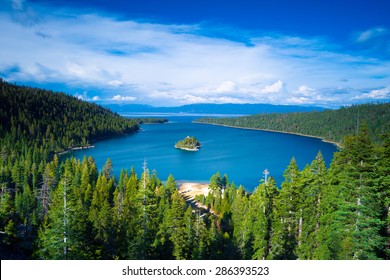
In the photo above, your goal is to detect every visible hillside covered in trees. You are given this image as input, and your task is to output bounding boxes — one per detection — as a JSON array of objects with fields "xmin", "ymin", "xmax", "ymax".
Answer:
[
  {"xmin": 0, "ymin": 80, "xmax": 388, "ymax": 260},
  {"xmin": 196, "ymin": 103, "xmax": 390, "ymax": 145},
  {"xmin": 0, "ymin": 79, "xmax": 140, "ymax": 152},
  {"xmin": 0, "ymin": 79, "xmax": 138, "ymax": 258},
  {"xmin": 1, "ymin": 127, "xmax": 388, "ymax": 260}
]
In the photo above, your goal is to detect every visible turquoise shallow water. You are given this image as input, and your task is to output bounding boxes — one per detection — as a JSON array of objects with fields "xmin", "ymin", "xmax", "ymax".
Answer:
[{"xmin": 73, "ymin": 115, "xmax": 337, "ymax": 191}]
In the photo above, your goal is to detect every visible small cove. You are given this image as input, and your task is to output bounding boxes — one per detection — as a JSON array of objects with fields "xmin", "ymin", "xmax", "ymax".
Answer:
[{"xmin": 72, "ymin": 115, "xmax": 338, "ymax": 191}]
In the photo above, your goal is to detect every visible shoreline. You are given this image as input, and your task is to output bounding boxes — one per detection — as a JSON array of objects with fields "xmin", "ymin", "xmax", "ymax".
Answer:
[
  {"xmin": 175, "ymin": 146, "xmax": 199, "ymax": 151},
  {"xmin": 194, "ymin": 121, "xmax": 342, "ymax": 148},
  {"xmin": 177, "ymin": 181, "xmax": 210, "ymax": 208},
  {"xmin": 57, "ymin": 145, "xmax": 95, "ymax": 156}
]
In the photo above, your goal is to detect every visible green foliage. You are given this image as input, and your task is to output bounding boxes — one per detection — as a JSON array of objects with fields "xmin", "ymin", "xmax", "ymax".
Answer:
[
  {"xmin": 0, "ymin": 79, "xmax": 139, "ymax": 152},
  {"xmin": 175, "ymin": 136, "xmax": 201, "ymax": 150},
  {"xmin": 0, "ymin": 80, "xmax": 388, "ymax": 260},
  {"xmin": 269, "ymin": 158, "xmax": 302, "ymax": 259},
  {"xmin": 0, "ymin": 79, "xmax": 139, "ymax": 258},
  {"xmin": 251, "ymin": 177, "xmax": 278, "ymax": 260},
  {"xmin": 196, "ymin": 103, "xmax": 390, "ymax": 145}
]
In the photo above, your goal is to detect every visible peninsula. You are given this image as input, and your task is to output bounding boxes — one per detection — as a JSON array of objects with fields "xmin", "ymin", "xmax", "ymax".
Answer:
[{"xmin": 175, "ymin": 136, "xmax": 201, "ymax": 151}]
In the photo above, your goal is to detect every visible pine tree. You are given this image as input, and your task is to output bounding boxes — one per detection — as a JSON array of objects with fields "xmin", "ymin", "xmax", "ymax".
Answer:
[
  {"xmin": 0, "ymin": 179, "xmax": 13, "ymax": 232},
  {"xmin": 135, "ymin": 164, "xmax": 159, "ymax": 259},
  {"xmin": 122, "ymin": 167, "xmax": 140, "ymax": 259},
  {"xmin": 15, "ymin": 184, "xmax": 34, "ymax": 238},
  {"xmin": 88, "ymin": 174, "xmax": 114, "ymax": 258},
  {"xmin": 39, "ymin": 160, "xmax": 59, "ymax": 221},
  {"xmin": 182, "ymin": 206, "xmax": 196, "ymax": 259},
  {"xmin": 37, "ymin": 160, "xmax": 93, "ymax": 259},
  {"xmin": 153, "ymin": 175, "xmax": 174, "ymax": 259},
  {"xmin": 111, "ymin": 169, "xmax": 129, "ymax": 259},
  {"xmin": 269, "ymin": 157, "xmax": 302, "ymax": 259},
  {"xmin": 208, "ymin": 216, "xmax": 224, "ymax": 259},
  {"xmin": 376, "ymin": 132, "xmax": 390, "ymax": 259},
  {"xmin": 331, "ymin": 123, "xmax": 385, "ymax": 259},
  {"xmin": 231, "ymin": 186, "xmax": 252, "ymax": 259},
  {"xmin": 192, "ymin": 211, "xmax": 209, "ymax": 259},
  {"xmin": 251, "ymin": 177, "xmax": 278, "ymax": 260},
  {"xmin": 168, "ymin": 190, "xmax": 187, "ymax": 259},
  {"xmin": 297, "ymin": 152, "xmax": 328, "ymax": 259},
  {"xmin": 102, "ymin": 158, "xmax": 114, "ymax": 180},
  {"xmin": 38, "ymin": 172, "xmax": 69, "ymax": 259}
]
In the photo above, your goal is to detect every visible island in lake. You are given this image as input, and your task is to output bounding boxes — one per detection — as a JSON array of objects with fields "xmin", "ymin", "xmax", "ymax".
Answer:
[{"xmin": 175, "ymin": 136, "xmax": 201, "ymax": 151}]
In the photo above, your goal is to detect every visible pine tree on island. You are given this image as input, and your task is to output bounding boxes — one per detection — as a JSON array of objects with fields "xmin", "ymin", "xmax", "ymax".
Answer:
[{"xmin": 175, "ymin": 136, "xmax": 201, "ymax": 151}]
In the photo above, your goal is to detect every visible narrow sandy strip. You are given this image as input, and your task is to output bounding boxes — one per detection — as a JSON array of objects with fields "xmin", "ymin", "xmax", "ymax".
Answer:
[{"xmin": 177, "ymin": 182, "xmax": 210, "ymax": 200}]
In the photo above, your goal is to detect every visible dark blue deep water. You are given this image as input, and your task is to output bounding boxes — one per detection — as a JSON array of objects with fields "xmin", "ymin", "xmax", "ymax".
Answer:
[{"xmin": 73, "ymin": 115, "xmax": 337, "ymax": 191}]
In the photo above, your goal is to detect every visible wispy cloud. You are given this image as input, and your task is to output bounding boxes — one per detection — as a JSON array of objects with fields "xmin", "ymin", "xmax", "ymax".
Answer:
[
  {"xmin": 353, "ymin": 27, "xmax": 390, "ymax": 59},
  {"xmin": 356, "ymin": 27, "xmax": 389, "ymax": 43},
  {"xmin": 111, "ymin": 95, "xmax": 137, "ymax": 102},
  {"xmin": 0, "ymin": 0, "xmax": 389, "ymax": 107}
]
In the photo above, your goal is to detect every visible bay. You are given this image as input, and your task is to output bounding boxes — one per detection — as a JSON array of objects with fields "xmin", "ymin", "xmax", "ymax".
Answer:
[{"xmin": 73, "ymin": 115, "xmax": 337, "ymax": 191}]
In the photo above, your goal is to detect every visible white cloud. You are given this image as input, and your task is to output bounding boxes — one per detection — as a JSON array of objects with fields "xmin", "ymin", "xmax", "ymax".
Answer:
[
  {"xmin": 297, "ymin": 85, "xmax": 315, "ymax": 94},
  {"xmin": 75, "ymin": 94, "xmax": 84, "ymax": 100},
  {"xmin": 215, "ymin": 81, "xmax": 237, "ymax": 93},
  {"xmin": 107, "ymin": 80, "xmax": 125, "ymax": 87},
  {"xmin": 356, "ymin": 27, "xmax": 389, "ymax": 42},
  {"xmin": 0, "ymin": 1, "xmax": 389, "ymax": 106},
  {"xmin": 353, "ymin": 85, "xmax": 390, "ymax": 100},
  {"xmin": 260, "ymin": 80, "xmax": 284, "ymax": 93},
  {"xmin": 287, "ymin": 96, "xmax": 310, "ymax": 104},
  {"xmin": 74, "ymin": 91, "xmax": 89, "ymax": 100},
  {"xmin": 368, "ymin": 85, "xmax": 390, "ymax": 98},
  {"xmin": 111, "ymin": 95, "xmax": 136, "ymax": 101}
]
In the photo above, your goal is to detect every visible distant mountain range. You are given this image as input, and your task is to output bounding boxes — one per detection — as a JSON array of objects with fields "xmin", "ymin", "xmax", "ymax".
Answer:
[{"xmin": 104, "ymin": 103, "xmax": 325, "ymax": 115}]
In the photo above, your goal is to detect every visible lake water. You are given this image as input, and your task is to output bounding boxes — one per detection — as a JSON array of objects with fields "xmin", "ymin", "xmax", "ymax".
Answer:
[{"xmin": 73, "ymin": 115, "xmax": 337, "ymax": 191}]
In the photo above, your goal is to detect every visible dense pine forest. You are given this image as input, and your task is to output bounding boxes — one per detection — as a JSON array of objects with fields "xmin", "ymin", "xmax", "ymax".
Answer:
[
  {"xmin": 0, "ymin": 80, "xmax": 389, "ymax": 259},
  {"xmin": 196, "ymin": 103, "xmax": 390, "ymax": 145}
]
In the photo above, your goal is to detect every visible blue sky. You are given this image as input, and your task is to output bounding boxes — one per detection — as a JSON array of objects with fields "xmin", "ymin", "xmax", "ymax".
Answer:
[{"xmin": 1, "ymin": 0, "xmax": 389, "ymax": 107}]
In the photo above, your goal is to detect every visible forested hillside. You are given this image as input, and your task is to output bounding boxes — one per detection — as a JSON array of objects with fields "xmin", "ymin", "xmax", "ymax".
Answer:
[
  {"xmin": 196, "ymin": 103, "xmax": 390, "ymax": 144},
  {"xmin": 0, "ymin": 80, "xmax": 388, "ymax": 260},
  {"xmin": 0, "ymin": 79, "xmax": 139, "ymax": 258},
  {"xmin": 0, "ymin": 79, "xmax": 139, "ymax": 152},
  {"xmin": 2, "ymin": 126, "xmax": 388, "ymax": 260}
]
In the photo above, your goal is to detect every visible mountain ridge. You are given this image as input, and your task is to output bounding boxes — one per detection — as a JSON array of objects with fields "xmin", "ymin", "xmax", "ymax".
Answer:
[{"xmin": 104, "ymin": 103, "xmax": 325, "ymax": 115}]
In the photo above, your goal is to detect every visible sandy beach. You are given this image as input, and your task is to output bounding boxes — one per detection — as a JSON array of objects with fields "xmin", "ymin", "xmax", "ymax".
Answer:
[{"xmin": 177, "ymin": 181, "xmax": 210, "ymax": 201}]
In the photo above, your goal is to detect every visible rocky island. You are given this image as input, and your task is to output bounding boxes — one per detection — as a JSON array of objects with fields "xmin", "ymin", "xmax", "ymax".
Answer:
[{"xmin": 175, "ymin": 136, "xmax": 201, "ymax": 151}]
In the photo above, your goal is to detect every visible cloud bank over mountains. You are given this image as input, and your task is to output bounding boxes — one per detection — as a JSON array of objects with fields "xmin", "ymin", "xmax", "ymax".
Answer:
[{"xmin": 0, "ymin": 0, "xmax": 389, "ymax": 107}]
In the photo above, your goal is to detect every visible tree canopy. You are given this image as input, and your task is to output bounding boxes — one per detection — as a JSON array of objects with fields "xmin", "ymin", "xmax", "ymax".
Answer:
[{"xmin": 0, "ymin": 80, "xmax": 388, "ymax": 260}]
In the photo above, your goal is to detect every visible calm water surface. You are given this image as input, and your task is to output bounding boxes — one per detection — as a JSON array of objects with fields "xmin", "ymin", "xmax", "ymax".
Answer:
[{"xmin": 73, "ymin": 115, "xmax": 337, "ymax": 191}]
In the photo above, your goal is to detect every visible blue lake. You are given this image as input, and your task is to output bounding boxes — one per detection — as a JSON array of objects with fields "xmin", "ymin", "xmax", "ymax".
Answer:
[{"xmin": 73, "ymin": 115, "xmax": 338, "ymax": 191}]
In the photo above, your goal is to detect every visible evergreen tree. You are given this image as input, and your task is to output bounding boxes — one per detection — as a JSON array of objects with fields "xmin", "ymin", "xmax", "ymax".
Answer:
[
  {"xmin": 102, "ymin": 158, "xmax": 114, "ymax": 180},
  {"xmin": 88, "ymin": 174, "xmax": 114, "ymax": 258},
  {"xmin": 208, "ymin": 216, "xmax": 224, "ymax": 259},
  {"xmin": 192, "ymin": 211, "xmax": 209, "ymax": 259},
  {"xmin": 297, "ymin": 152, "xmax": 328, "ymax": 259},
  {"xmin": 15, "ymin": 184, "xmax": 34, "ymax": 238},
  {"xmin": 182, "ymin": 207, "xmax": 196, "ymax": 259},
  {"xmin": 231, "ymin": 186, "xmax": 252, "ymax": 259},
  {"xmin": 269, "ymin": 158, "xmax": 302, "ymax": 259},
  {"xmin": 168, "ymin": 190, "xmax": 187, "ymax": 259},
  {"xmin": 122, "ymin": 167, "xmax": 140, "ymax": 259},
  {"xmin": 330, "ymin": 123, "xmax": 385, "ymax": 259},
  {"xmin": 376, "ymin": 132, "xmax": 390, "ymax": 258},
  {"xmin": 135, "ymin": 165, "xmax": 159, "ymax": 259},
  {"xmin": 251, "ymin": 177, "xmax": 278, "ymax": 260}
]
